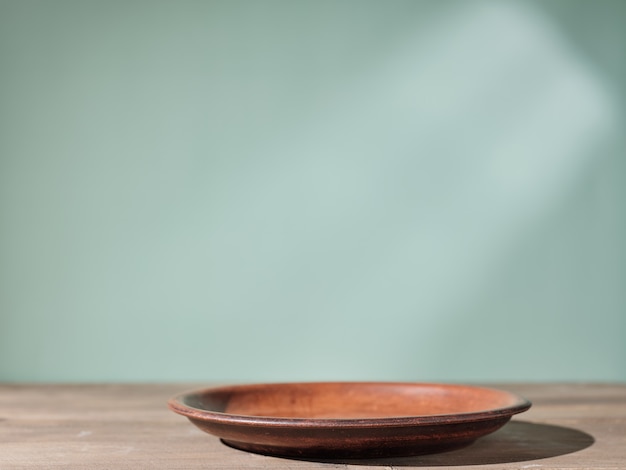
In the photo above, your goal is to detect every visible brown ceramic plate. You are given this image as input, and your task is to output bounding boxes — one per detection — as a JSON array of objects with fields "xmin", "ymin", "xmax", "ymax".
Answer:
[{"xmin": 168, "ymin": 382, "xmax": 531, "ymax": 459}]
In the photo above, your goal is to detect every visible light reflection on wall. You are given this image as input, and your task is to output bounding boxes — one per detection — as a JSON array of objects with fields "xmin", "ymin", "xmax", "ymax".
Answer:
[{"xmin": 0, "ymin": 0, "xmax": 624, "ymax": 382}]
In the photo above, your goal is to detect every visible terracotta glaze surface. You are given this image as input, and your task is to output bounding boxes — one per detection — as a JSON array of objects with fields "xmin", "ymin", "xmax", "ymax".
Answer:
[{"xmin": 168, "ymin": 382, "xmax": 531, "ymax": 459}]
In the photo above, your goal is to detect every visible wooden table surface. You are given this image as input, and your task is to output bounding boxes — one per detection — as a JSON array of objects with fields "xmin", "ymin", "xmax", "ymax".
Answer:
[{"xmin": 1, "ymin": 383, "xmax": 624, "ymax": 469}]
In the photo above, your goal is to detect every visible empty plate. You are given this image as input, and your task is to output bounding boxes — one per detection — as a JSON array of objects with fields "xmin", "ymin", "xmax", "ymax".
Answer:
[{"xmin": 168, "ymin": 382, "xmax": 531, "ymax": 459}]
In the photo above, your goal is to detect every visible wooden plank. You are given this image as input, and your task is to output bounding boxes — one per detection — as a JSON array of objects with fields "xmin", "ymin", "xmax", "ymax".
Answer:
[{"xmin": 0, "ymin": 383, "xmax": 624, "ymax": 469}]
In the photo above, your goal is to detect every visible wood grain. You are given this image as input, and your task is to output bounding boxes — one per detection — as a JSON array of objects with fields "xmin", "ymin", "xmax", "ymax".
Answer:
[{"xmin": 0, "ymin": 383, "xmax": 624, "ymax": 469}]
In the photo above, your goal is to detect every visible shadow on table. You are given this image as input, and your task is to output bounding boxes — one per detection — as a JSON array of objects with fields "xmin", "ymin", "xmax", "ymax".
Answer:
[{"xmin": 303, "ymin": 421, "xmax": 594, "ymax": 467}]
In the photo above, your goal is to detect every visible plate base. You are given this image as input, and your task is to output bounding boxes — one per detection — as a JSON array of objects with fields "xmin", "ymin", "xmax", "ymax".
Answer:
[{"xmin": 221, "ymin": 437, "xmax": 476, "ymax": 459}]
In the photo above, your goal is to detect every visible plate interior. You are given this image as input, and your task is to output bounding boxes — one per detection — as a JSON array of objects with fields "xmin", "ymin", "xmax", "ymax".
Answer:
[{"xmin": 182, "ymin": 382, "xmax": 524, "ymax": 420}]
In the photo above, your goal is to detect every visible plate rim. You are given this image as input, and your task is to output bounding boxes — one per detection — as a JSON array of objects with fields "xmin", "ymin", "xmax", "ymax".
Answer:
[{"xmin": 168, "ymin": 381, "xmax": 532, "ymax": 428}]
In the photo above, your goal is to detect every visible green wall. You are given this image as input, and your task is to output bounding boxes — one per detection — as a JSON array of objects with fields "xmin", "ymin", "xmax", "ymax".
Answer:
[{"xmin": 1, "ymin": 0, "xmax": 625, "ymax": 382}]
